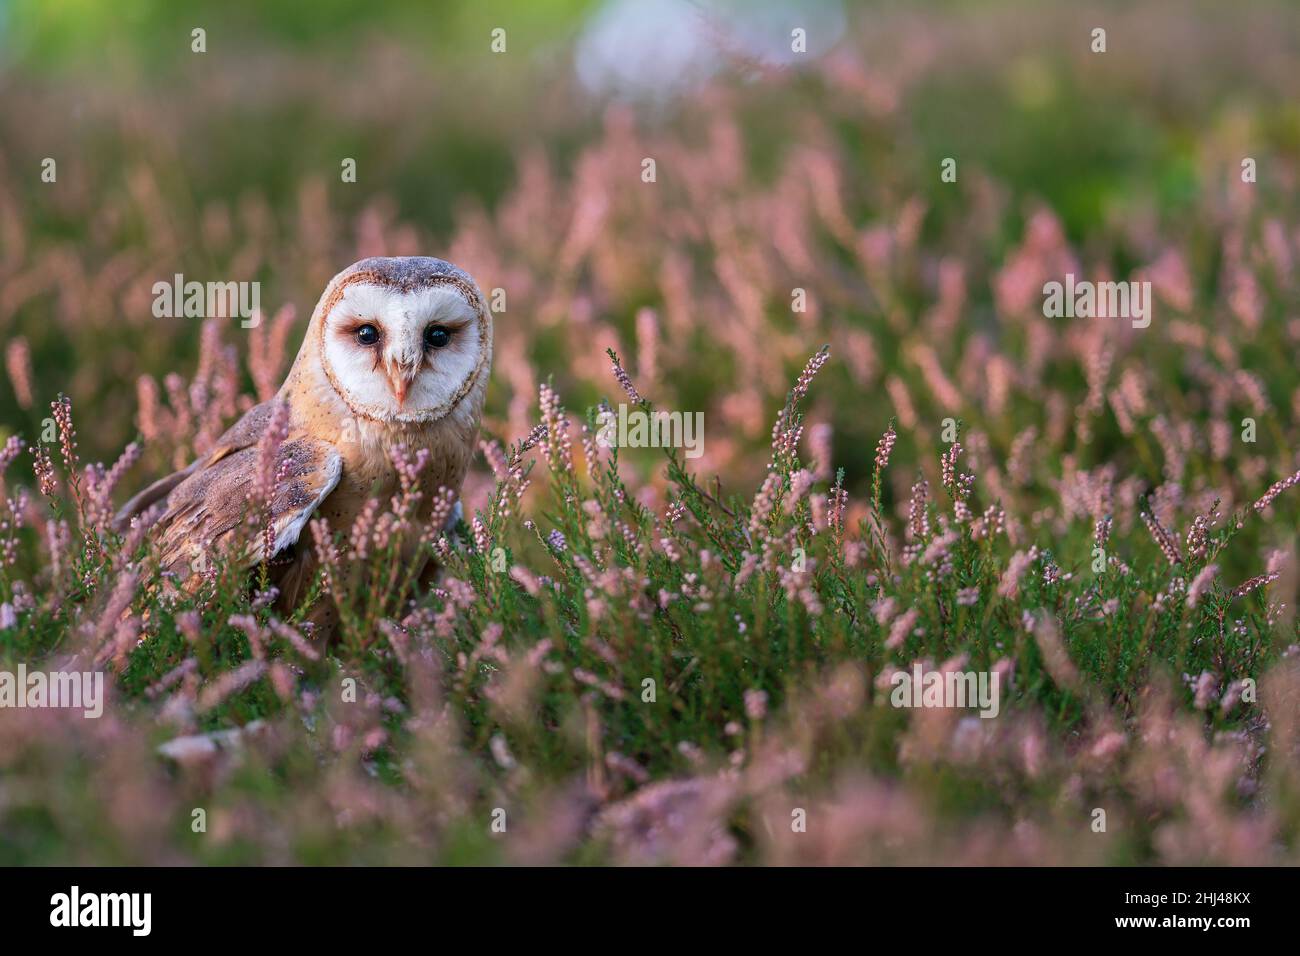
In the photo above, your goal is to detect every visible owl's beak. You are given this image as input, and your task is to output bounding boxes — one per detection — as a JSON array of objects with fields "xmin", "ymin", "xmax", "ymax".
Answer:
[{"xmin": 385, "ymin": 361, "xmax": 421, "ymax": 406}]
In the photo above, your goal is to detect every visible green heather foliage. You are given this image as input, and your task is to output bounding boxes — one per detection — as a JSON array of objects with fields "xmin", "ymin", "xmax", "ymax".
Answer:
[{"xmin": 0, "ymin": 1, "xmax": 1299, "ymax": 864}]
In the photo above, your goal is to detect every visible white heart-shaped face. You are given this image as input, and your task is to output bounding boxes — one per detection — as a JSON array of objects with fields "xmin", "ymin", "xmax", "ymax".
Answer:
[{"xmin": 320, "ymin": 281, "xmax": 486, "ymax": 423}]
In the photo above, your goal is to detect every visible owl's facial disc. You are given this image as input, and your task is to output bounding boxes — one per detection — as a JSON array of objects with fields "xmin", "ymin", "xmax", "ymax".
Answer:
[{"xmin": 321, "ymin": 281, "xmax": 485, "ymax": 423}]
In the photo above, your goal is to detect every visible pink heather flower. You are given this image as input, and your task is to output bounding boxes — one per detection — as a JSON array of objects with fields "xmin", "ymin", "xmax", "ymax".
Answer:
[
  {"xmin": 1089, "ymin": 732, "xmax": 1127, "ymax": 761},
  {"xmin": 635, "ymin": 307, "xmax": 660, "ymax": 384},
  {"xmin": 1230, "ymin": 572, "xmax": 1279, "ymax": 599},
  {"xmin": 784, "ymin": 469, "xmax": 815, "ymax": 514},
  {"xmin": 907, "ymin": 475, "xmax": 930, "ymax": 541},
  {"xmin": 748, "ymin": 472, "xmax": 781, "ymax": 537},
  {"xmin": 1149, "ymin": 416, "xmax": 1186, "ymax": 482},
  {"xmin": 100, "ymin": 441, "xmax": 141, "ymax": 504},
  {"xmin": 253, "ymin": 399, "xmax": 291, "ymax": 505},
  {"xmin": 227, "ymin": 613, "xmax": 268, "ymax": 660},
  {"xmin": 956, "ymin": 587, "xmax": 980, "ymax": 607},
  {"xmin": 422, "ymin": 487, "xmax": 458, "ymax": 546},
  {"xmin": 972, "ymin": 504, "xmax": 1005, "ymax": 541},
  {"xmin": 797, "ymin": 585, "xmax": 824, "ymax": 617},
  {"xmin": 31, "ymin": 444, "xmax": 57, "ymax": 497},
  {"xmin": 472, "ymin": 515, "xmax": 490, "ymax": 554},
  {"xmin": 574, "ymin": 666, "xmax": 623, "ymax": 699},
  {"xmin": 921, "ymin": 530, "xmax": 958, "ymax": 567},
  {"xmin": 873, "ymin": 422, "xmax": 897, "ymax": 470},
  {"xmin": 998, "ymin": 548, "xmax": 1037, "ymax": 599},
  {"xmin": 1186, "ymin": 564, "xmax": 1218, "ymax": 608},
  {"xmin": 940, "ymin": 442, "xmax": 960, "ymax": 491},
  {"xmin": 134, "ymin": 375, "xmax": 161, "ymax": 442},
  {"xmin": 509, "ymin": 424, "xmax": 549, "ymax": 468},
  {"xmin": 885, "ymin": 376, "xmax": 917, "ymax": 430},
  {"xmin": 263, "ymin": 619, "xmax": 316, "ymax": 661},
  {"xmin": 196, "ymin": 660, "xmax": 267, "ymax": 713},
  {"xmin": 872, "ymin": 596, "xmax": 898, "ymax": 625},
  {"xmin": 827, "ymin": 486, "xmax": 848, "ymax": 533},
  {"xmin": 348, "ymin": 499, "xmax": 379, "ymax": 560},
  {"xmin": 807, "ymin": 422, "xmax": 833, "ymax": 480},
  {"xmin": 606, "ymin": 348, "xmax": 642, "ymax": 404},
  {"xmin": 310, "ymin": 519, "xmax": 342, "ymax": 595},
  {"xmin": 1184, "ymin": 512, "xmax": 1212, "ymax": 561},
  {"xmin": 51, "ymin": 395, "xmax": 79, "ymax": 483},
  {"xmin": 4, "ymin": 338, "xmax": 33, "ymax": 410},
  {"xmin": 769, "ymin": 408, "xmax": 803, "ymax": 464},
  {"xmin": 909, "ymin": 343, "xmax": 962, "ymax": 411},
  {"xmin": 539, "ymin": 383, "xmax": 573, "ymax": 471},
  {"xmin": 1220, "ymin": 680, "xmax": 1247, "ymax": 716},
  {"xmin": 1254, "ymin": 467, "xmax": 1300, "ymax": 512},
  {"xmin": 391, "ymin": 445, "xmax": 431, "ymax": 498},
  {"xmin": 732, "ymin": 551, "xmax": 760, "ymax": 589},
  {"xmin": 1193, "ymin": 671, "xmax": 1218, "ymax": 710},
  {"xmin": 510, "ymin": 565, "xmax": 541, "ymax": 595},
  {"xmin": 790, "ymin": 346, "xmax": 830, "ymax": 402},
  {"xmin": 886, "ymin": 607, "xmax": 919, "ymax": 650},
  {"xmin": 1234, "ymin": 369, "xmax": 1270, "ymax": 416},
  {"xmin": 743, "ymin": 688, "xmax": 768, "ymax": 721},
  {"xmin": 1007, "ymin": 427, "xmax": 1038, "ymax": 487},
  {"xmin": 145, "ymin": 658, "xmax": 199, "ymax": 701},
  {"xmin": 0, "ymin": 435, "xmax": 22, "ymax": 478},
  {"xmin": 665, "ymin": 500, "xmax": 687, "ymax": 525},
  {"xmin": 1140, "ymin": 509, "xmax": 1182, "ymax": 565},
  {"xmin": 605, "ymin": 751, "xmax": 650, "ymax": 784}
]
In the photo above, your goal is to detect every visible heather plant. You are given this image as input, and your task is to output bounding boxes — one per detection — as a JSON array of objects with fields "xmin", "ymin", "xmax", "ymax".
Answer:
[{"xmin": 1, "ymin": 1, "xmax": 1299, "ymax": 865}]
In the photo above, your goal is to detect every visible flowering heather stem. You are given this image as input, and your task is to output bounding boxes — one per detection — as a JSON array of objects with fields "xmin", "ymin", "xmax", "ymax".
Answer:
[
  {"xmin": 50, "ymin": 396, "xmax": 82, "ymax": 507},
  {"xmin": 1140, "ymin": 508, "xmax": 1183, "ymax": 565},
  {"xmin": 606, "ymin": 348, "xmax": 643, "ymax": 405},
  {"xmin": 1254, "ymin": 467, "xmax": 1300, "ymax": 512},
  {"xmin": 508, "ymin": 424, "xmax": 549, "ymax": 470},
  {"xmin": 907, "ymin": 474, "xmax": 930, "ymax": 542},
  {"xmin": 769, "ymin": 347, "xmax": 831, "ymax": 474},
  {"xmin": 790, "ymin": 345, "xmax": 830, "ymax": 403},
  {"xmin": 1229, "ymin": 571, "xmax": 1279, "ymax": 599}
]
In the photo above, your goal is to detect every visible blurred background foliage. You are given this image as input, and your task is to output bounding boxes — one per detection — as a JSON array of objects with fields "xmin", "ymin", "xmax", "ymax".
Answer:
[
  {"xmin": 0, "ymin": 0, "xmax": 1297, "ymax": 467},
  {"xmin": 6, "ymin": 0, "xmax": 1295, "ymax": 243}
]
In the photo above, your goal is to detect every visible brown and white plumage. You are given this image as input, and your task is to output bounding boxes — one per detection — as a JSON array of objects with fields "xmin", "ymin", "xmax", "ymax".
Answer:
[{"xmin": 116, "ymin": 256, "xmax": 493, "ymax": 639}]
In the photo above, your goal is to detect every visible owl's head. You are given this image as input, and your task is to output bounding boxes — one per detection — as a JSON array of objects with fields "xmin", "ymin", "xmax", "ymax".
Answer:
[{"xmin": 311, "ymin": 257, "xmax": 492, "ymax": 425}]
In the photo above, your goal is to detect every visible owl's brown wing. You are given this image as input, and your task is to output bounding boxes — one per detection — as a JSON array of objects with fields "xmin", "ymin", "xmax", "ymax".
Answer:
[
  {"xmin": 114, "ymin": 401, "xmax": 282, "ymax": 532},
  {"xmin": 153, "ymin": 436, "xmax": 342, "ymax": 581},
  {"xmin": 115, "ymin": 401, "xmax": 342, "ymax": 582}
]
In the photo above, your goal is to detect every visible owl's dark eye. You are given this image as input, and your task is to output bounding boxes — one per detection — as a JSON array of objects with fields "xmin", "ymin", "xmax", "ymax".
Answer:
[
  {"xmin": 356, "ymin": 324, "xmax": 380, "ymax": 346},
  {"xmin": 424, "ymin": 326, "xmax": 452, "ymax": 350}
]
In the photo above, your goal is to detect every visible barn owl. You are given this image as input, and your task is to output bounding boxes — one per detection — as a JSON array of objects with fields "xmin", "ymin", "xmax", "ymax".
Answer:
[{"xmin": 115, "ymin": 256, "xmax": 492, "ymax": 640}]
